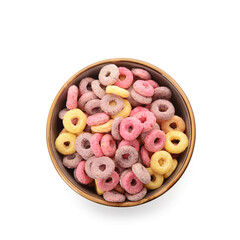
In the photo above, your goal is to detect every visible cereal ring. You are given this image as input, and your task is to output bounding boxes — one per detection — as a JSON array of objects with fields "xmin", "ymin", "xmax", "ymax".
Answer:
[
  {"xmin": 79, "ymin": 77, "xmax": 94, "ymax": 95},
  {"xmin": 106, "ymin": 85, "xmax": 129, "ymax": 98},
  {"xmin": 164, "ymin": 159, "xmax": 178, "ymax": 178},
  {"xmin": 95, "ymin": 179, "xmax": 104, "ymax": 195},
  {"xmin": 111, "ymin": 99, "xmax": 132, "ymax": 119},
  {"xmin": 160, "ymin": 115, "xmax": 186, "ymax": 133},
  {"xmin": 144, "ymin": 129, "xmax": 166, "ymax": 152},
  {"xmin": 114, "ymin": 67, "xmax": 133, "ymax": 89},
  {"xmin": 85, "ymin": 156, "xmax": 97, "ymax": 178},
  {"xmin": 131, "ymin": 68, "xmax": 151, "ymax": 80},
  {"xmin": 114, "ymin": 184, "xmax": 125, "ymax": 194},
  {"xmin": 125, "ymin": 187, "xmax": 147, "ymax": 201},
  {"xmin": 97, "ymin": 171, "xmax": 119, "ymax": 191},
  {"xmin": 118, "ymin": 139, "xmax": 140, "ymax": 152},
  {"xmin": 140, "ymin": 146, "xmax": 152, "ymax": 167},
  {"xmin": 99, "ymin": 64, "xmax": 119, "ymax": 86},
  {"xmin": 144, "ymin": 168, "xmax": 164, "ymax": 190},
  {"xmin": 74, "ymin": 161, "xmax": 93, "ymax": 185},
  {"xmin": 58, "ymin": 108, "xmax": 69, "ymax": 120},
  {"xmin": 131, "ymin": 88, "xmax": 152, "ymax": 104},
  {"xmin": 119, "ymin": 169, "xmax": 131, "ymax": 188},
  {"xmin": 119, "ymin": 117, "xmax": 143, "ymax": 141},
  {"xmin": 84, "ymin": 99, "xmax": 102, "ymax": 115},
  {"xmin": 66, "ymin": 85, "xmax": 78, "ymax": 109},
  {"xmin": 91, "ymin": 80, "xmax": 106, "ymax": 98},
  {"xmin": 77, "ymin": 91, "xmax": 98, "ymax": 110},
  {"xmin": 141, "ymin": 123, "xmax": 160, "ymax": 142},
  {"xmin": 150, "ymin": 150, "xmax": 173, "ymax": 175},
  {"xmin": 152, "ymin": 86, "xmax": 172, "ymax": 101},
  {"xmin": 100, "ymin": 94, "xmax": 124, "ymax": 115},
  {"xmin": 90, "ymin": 133, "xmax": 104, "ymax": 157},
  {"xmin": 165, "ymin": 131, "xmax": 189, "ymax": 154},
  {"xmin": 127, "ymin": 86, "xmax": 141, "ymax": 107},
  {"xmin": 122, "ymin": 171, "xmax": 143, "ymax": 194},
  {"xmin": 63, "ymin": 109, "xmax": 87, "ymax": 134},
  {"xmin": 87, "ymin": 113, "xmax": 109, "ymax": 126},
  {"xmin": 55, "ymin": 132, "xmax": 76, "ymax": 155},
  {"xmin": 91, "ymin": 119, "xmax": 113, "ymax": 133},
  {"xmin": 145, "ymin": 80, "xmax": 159, "ymax": 89},
  {"xmin": 150, "ymin": 99, "xmax": 175, "ymax": 121},
  {"xmin": 63, "ymin": 152, "xmax": 82, "ymax": 169},
  {"xmin": 133, "ymin": 80, "xmax": 154, "ymax": 97},
  {"xmin": 132, "ymin": 163, "xmax": 151, "ymax": 184},
  {"xmin": 132, "ymin": 110, "xmax": 156, "ymax": 133},
  {"xmin": 130, "ymin": 106, "xmax": 149, "ymax": 117},
  {"xmin": 115, "ymin": 146, "xmax": 138, "ymax": 168},
  {"xmin": 75, "ymin": 133, "xmax": 93, "ymax": 159},
  {"xmin": 111, "ymin": 117, "xmax": 123, "ymax": 140},
  {"xmin": 100, "ymin": 134, "xmax": 116, "ymax": 157},
  {"xmin": 103, "ymin": 190, "xmax": 126, "ymax": 202}
]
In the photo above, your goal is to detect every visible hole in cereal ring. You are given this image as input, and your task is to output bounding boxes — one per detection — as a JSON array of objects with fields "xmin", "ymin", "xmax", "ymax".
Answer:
[
  {"xmin": 99, "ymin": 164, "xmax": 106, "ymax": 171},
  {"xmin": 109, "ymin": 100, "xmax": 116, "ymax": 106},
  {"xmin": 64, "ymin": 141, "xmax": 70, "ymax": 146},
  {"xmin": 158, "ymin": 158, "xmax": 165, "ymax": 166},
  {"xmin": 122, "ymin": 153, "xmax": 129, "ymax": 159},
  {"xmin": 106, "ymin": 177, "xmax": 112, "ymax": 183},
  {"xmin": 67, "ymin": 153, "xmax": 76, "ymax": 160},
  {"xmin": 139, "ymin": 116, "xmax": 146, "ymax": 123},
  {"xmin": 171, "ymin": 139, "xmax": 180, "ymax": 145},
  {"xmin": 92, "ymin": 107, "xmax": 101, "ymax": 113},
  {"xmin": 158, "ymin": 105, "xmax": 168, "ymax": 112},
  {"xmin": 105, "ymin": 71, "xmax": 111, "ymax": 77},
  {"xmin": 154, "ymin": 138, "xmax": 161, "ymax": 144},
  {"xmin": 82, "ymin": 139, "xmax": 90, "ymax": 149},
  {"xmin": 170, "ymin": 122, "xmax": 177, "ymax": 129},
  {"xmin": 128, "ymin": 126, "xmax": 133, "ymax": 132},
  {"xmin": 119, "ymin": 75, "xmax": 126, "ymax": 81},
  {"xmin": 72, "ymin": 118, "xmax": 78, "ymax": 125},
  {"xmin": 131, "ymin": 179, "xmax": 137, "ymax": 186},
  {"xmin": 151, "ymin": 175, "xmax": 156, "ymax": 182},
  {"xmin": 87, "ymin": 84, "xmax": 92, "ymax": 91}
]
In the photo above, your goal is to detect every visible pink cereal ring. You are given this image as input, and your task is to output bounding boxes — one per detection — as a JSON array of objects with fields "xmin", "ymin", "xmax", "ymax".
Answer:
[
  {"xmin": 146, "ymin": 80, "xmax": 159, "ymax": 89},
  {"xmin": 90, "ymin": 133, "xmax": 104, "ymax": 157},
  {"xmin": 131, "ymin": 68, "xmax": 151, "ymax": 80},
  {"xmin": 87, "ymin": 113, "xmax": 109, "ymax": 126},
  {"xmin": 131, "ymin": 88, "xmax": 152, "ymax": 105},
  {"xmin": 114, "ymin": 67, "xmax": 133, "ymax": 89},
  {"xmin": 122, "ymin": 171, "xmax": 143, "ymax": 194},
  {"xmin": 79, "ymin": 77, "xmax": 95, "ymax": 96},
  {"xmin": 133, "ymin": 80, "xmax": 154, "ymax": 97},
  {"xmin": 144, "ymin": 129, "xmax": 166, "ymax": 152},
  {"xmin": 118, "ymin": 139, "xmax": 140, "ymax": 152},
  {"xmin": 103, "ymin": 190, "xmax": 126, "ymax": 202},
  {"xmin": 125, "ymin": 187, "xmax": 147, "ymax": 201},
  {"xmin": 130, "ymin": 106, "xmax": 149, "ymax": 117},
  {"xmin": 66, "ymin": 85, "xmax": 78, "ymax": 109},
  {"xmin": 74, "ymin": 161, "xmax": 93, "ymax": 185},
  {"xmin": 140, "ymin": 146, "xmax": 152, "ymax": 167},
  {"xmin": 133, "ymin": 110, "xmax": 156, "ymax": 133},
  {"xmin": 132, "ymin": 163, "xmax": 151, "ymax": 184},
  {"xmin": 97, "ymin": 171, "xmax": 119, "ymax": 191},
  {"xmin": 111, "ymin": 117, "xmax": 123, "ymax": 141},
  {"xmin": 119, "ymin": 169, "xmax": 131, "ymax": 189},
  {"xmin": 141, "ymin": 123, "xmax": 160, "ymax": 142},
  {"xmin": 100, "ymin": 134, "xmax": 116, "ymax": 157},
  {"xmin": 119, "ymin": 117, "xmax": 143, "ymax": 141}
]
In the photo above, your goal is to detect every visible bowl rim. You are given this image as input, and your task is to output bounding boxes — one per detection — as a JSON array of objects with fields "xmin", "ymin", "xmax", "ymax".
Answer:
[{"xmin": 46, "ymin": 58, "xmax": 196, "ymax": 207}]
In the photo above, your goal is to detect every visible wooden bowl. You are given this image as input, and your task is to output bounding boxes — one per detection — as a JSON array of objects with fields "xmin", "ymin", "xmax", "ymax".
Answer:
[{"xmin": 46, "ymin": 58, "xmax": 196, "ymax": 207}]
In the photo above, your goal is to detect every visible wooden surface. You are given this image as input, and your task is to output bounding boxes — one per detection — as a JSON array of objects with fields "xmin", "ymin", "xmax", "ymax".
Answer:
[{"xmin": 46, "ymin": 58, "xmax": 196, "ymax": 207}]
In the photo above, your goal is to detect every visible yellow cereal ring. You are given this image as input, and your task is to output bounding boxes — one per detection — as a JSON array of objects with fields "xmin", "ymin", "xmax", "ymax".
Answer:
[
  {"xmin": 55, "ymin": 132, "xmax": 76, "ymax": 155},
  {"xmin": 165, "ymin": 131, "xmax": 189, "ymax": 154},
  {"xmin": 144, "ymin": 168, "xmax": 164, "ymax": 190},
  {"xmin": 164, "ymin": 159, "xmax": 178, "ymax": 179},
  {"xmin": 106, "ymin": 85, "xmax": 129, "ymax": 98},
  {"xmin": 160, "ymin": 115, "xmax": 186, "ymax": 134},
  {"xmin": 59, "ymin": 128, "xmax": 83, "ymax": 136},
  {"xmin": 111, "ymin": 99, "xmax": 131, "ymax": 119},
  {"xmin": 95, "ymin": 179, "xmax": 104, "ymax": 195},
  {"xmin": 63, "ymin": 109, "xmax": 87, "ymax": 134},
  {"xmin": 150, "ymin": 150, "xmax": 173, "ymax": 175},
  {"xmin": 91, "ymin": 119, "xmax": 113, "ymax": 133}
]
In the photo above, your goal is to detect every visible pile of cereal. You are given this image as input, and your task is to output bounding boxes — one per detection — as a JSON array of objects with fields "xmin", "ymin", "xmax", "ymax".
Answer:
[{"xmin": 55, "ymin": 64, "xmax": 189, "ymax": 202}]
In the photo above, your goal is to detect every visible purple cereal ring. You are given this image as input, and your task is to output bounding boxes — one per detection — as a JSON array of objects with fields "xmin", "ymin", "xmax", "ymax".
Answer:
[
  {"xmin": 140, "ymin": 146, "xmax": 152, "ymax": 167},
  {"xmin": 119, "ymin": 117, "xmax": 143, "ymax": 141},
  {"xmin": 58, "ymin": 108, "xmax": 69, "ymax": 120},
  {"xmin": 115, "ymin": 146, "xmax": 138, "ymax": 168},
  {"xmin": 91, "ymin": 80, "xmax": 106, "ymax": 99},
  {"xmin": 133, "ymin": 80, "xmax": 154, "ymax": 97},
  {"xmin": 119, "ymin": 169, "xmax": 131, "ymax": 188},
  {"xmin": 100, "ymin": 94, "xmax": 124, "ymax": 115},
  {"xmin": 150, "ymin": 99, "xmax": 175, "ymax": 121},
  {"xmin": 144, "ymin": 129, "xmax": 166, "ymax": 152},
  {"xmin": 84, "ymin": 156, "xmax": 97, "ymax": 178},
  {"xmin": 114, "ymin": 67, "xmax": 133, "ymax": 89},
  {"xmin": 111, "ymin": 117, "xmax": 123, "ymax": 141},
  {"xmin": 103, "ymin": 190, "xmax": 126, "ymax": 202},
  {"xmin": 97, "ymin": 171, "xmax": 119, "ymax": 191},
  {"xmin": 90, "ymin": 133, "xmax": 104, "ymax": 157},
  {"xmin": 153, "ymin": 86, "xmax": 172, "ymax": 101},
  {"xmin": 84, "ymin": 99, "xmax": 102, "ymax": 115},
  {"xmin": 141, "ymin": 123, "xmax": 160, "ymax": 142},
  {"xmin": 87, "ymin": 113, "xmax": 109, "ymax": 126},
  {"xmin": 130, "ymin": 106, "xmax": 149, "ymax": 117},
  {"xmin": 74, "ymin": 161, "xmax": 93, "ymax": 185},
  {"xmin": 63, "ymin": 152, "xmax": 82, "ymax": 169},
  {"xmin": 122, "ymin": 171, "xmax": 143, "ymax": 194},
  {"xmin": 90, "ymin": 156, "xmax": 115, "ymax": 179},
  {"xmin": 75, "ymin": 133, "xmax": 93, "ymax": 159},
  {"xmin": 99, "ymin": 64, "xmax": 119, "ymax": 86},
  {"xmin": 66, "ymin": 85, "xmax": 78, "ymax": 109},
  {"xmin": 132, "ymin": 110, "xmax": 156, "ymax": 133},
  {"xmin": 78, "ymin": 91, "xmax": 98, "ymax": 110},
  {"xmin": 79, "ymin": 77, "xmax": 95, "ymax": 96},
  {"xmin": 132, "ymin": 163, "xmax": 151, "ymax": 184},
  {"xmin": 125, "ymin": 187, "xmax": 147, "ymax": 201},
  {"xmin": 131, "ymin": 88, "xmax": 152, "ymax": 104},
  {"xmin": 127, "ymin": 86, "xmax": 141, "ymax": 107},
  {"xmin": 118, "ymin": 139, "xmax": 140, "ymax": 152},
  {"xmin": 100, "ymin": 134, "xmax": 116, "ymax": 157},
  {"xmin": 131, "ymin": 68, "xmax": 151, "ymax": 80},
  {"xmin": 146, "ymin": 80, "xmax": 159, "ymax": 89}
]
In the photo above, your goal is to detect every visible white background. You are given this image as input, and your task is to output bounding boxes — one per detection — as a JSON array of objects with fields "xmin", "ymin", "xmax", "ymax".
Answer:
[{"xmin": 0, "ymin": 0, "xmax": 239, "ymax": 239}]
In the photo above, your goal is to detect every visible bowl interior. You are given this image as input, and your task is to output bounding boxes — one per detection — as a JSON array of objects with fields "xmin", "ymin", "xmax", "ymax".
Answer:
[{"xmin": 48, "ymin": 60, "xmax": 193, "ymax": 206}]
